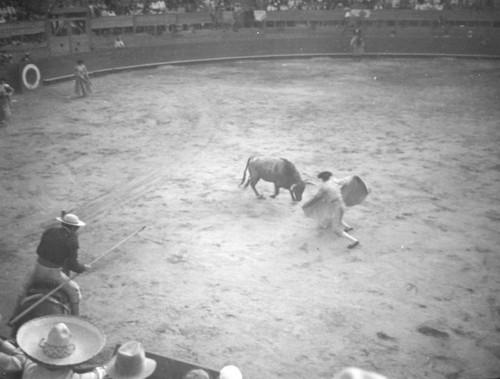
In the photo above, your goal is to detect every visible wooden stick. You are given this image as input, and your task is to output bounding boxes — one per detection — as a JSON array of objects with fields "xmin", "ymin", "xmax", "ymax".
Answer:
[{"xmin": 8, "ymin": 225, "xmax": 146, "ymax": 327}]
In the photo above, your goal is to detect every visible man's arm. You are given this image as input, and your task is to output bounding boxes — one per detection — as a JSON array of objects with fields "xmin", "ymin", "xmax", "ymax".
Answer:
[
  {"xmin": 0, "ymin": 339, "xmax": 26, "ymax": 373},
  {"xmin": 66, "ymin": 236, "xmax": 87, "ymax": 274}
]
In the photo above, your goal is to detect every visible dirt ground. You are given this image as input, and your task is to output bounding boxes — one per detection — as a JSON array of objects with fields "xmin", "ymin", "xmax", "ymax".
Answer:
[{"xmin": 1, "ymin": 58, "xmax": 500, "ymax": 379}]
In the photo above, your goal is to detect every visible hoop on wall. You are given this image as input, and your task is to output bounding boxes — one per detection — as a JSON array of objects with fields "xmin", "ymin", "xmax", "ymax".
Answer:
[{"xmin": 21, "ymin": 63, "xmax": 41, "ymax": 90}]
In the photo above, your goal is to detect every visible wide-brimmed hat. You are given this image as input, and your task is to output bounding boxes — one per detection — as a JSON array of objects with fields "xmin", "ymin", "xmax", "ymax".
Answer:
[
  {"xmin": 105, "ymin": 341, "xmax": 157, "ymax": 379},
  {"xmin": 56, "ymin": 213, "xmax": 86, "ymax": 227},
  {"xmin": 16, "ymin": 315, "xmax": 106, "ymax": 366},
  {"xmin": 220, "ymin": 365, "xmax": 242, "ymax": 379}
]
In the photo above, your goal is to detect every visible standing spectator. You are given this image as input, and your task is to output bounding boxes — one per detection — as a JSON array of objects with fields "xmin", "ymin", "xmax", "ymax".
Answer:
[
  {"xmin": 0, "ymin": 77, "xmax": 14, "ymax": 126},
  {"xmin": 74, "ymin": 59, "xmax": 92, "ymax": 97},
  {"xmin": 350, "ymin": 28, "xmax": 365, "ymax": 60}
]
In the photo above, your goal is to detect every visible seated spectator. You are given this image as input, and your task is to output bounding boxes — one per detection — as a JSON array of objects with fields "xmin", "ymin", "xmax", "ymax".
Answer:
[
  {"xmin": 183, "ymin": 368, "xmax": 210, "ymax": 379},
  {"xmin": 220, "ymin": 365, "xmax": 243, "ymax": 379},
  {"xmin": 104, "ymin": 341, "xmax": 157, "ymax": 379},
  {"xmin": 333, "ymin": 367, "xmax": 387, "ymax": 379},
  {"xmin": 114, "ymin": 36, "xmax": 125, "ymax": 48},
  {"xmin": 16, "ymin": 315, "xmax": 107, "ymax": 379},
  {"xmin": 0, "ymin": 312, "xmax": 26, "ymax": 374}
]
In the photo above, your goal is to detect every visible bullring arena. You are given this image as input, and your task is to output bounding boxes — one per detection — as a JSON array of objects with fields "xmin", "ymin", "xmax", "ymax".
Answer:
[{"xmin": 1, "ymin": 4, "xmax": 500, "ymax": 379}]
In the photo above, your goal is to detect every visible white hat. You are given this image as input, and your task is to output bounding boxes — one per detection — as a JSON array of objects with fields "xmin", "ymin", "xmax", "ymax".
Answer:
[
  {"xmin": 333, "ymin": 367, "xmax": 387, "ymax": 379},
  {"xmin": 220, "ymin": 365, "xmax": 242, "ymax": 379},
  {"xmin": 56, "ymin": 213, "xmax": 86, "ymax": 227},
  {"xmin": 105, "ymin": 341, "xmax": 157, "ymax": 379},
  {"xmin": 16, "ymin": 315, "xmax": 106, "ymax": 366}
]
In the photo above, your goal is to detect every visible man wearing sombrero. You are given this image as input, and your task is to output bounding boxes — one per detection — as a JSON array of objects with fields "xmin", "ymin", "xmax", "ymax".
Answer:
[
  {"xmin": 21, "ymin": 211, "xmax": 92, "ymax": 316},
  {"xmin": 16, "ymin": 315, "xmax": 107, "ymax": 379}
]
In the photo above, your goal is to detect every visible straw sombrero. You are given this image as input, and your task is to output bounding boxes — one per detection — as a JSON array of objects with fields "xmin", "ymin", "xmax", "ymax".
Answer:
[
  {"xmin": 55, "ymin": 213, "xmax": 86, "ymax": 227},
  {"xmin": 16, "ymin": 315, "xmax": 106, "ymax": 366}
]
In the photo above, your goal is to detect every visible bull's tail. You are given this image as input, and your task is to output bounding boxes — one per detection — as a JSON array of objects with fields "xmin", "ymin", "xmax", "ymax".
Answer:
[{"xmin": 240, "ymin": 156, "xmax": 253, "ymax": 187}]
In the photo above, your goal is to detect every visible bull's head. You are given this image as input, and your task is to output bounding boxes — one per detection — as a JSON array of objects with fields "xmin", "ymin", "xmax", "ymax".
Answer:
[
  {"xmin": 290, "ymin": 181, "xmax": 315, "ymax": 202},
  {"xmin": 290, "ymin": 182, "xmax": 306, "ymax": 201}
]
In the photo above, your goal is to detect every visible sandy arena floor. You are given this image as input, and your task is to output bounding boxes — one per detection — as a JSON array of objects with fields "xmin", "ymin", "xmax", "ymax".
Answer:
[{"xmin": 1, "ymin": 58, "xmax": 500, "ymax": 379}]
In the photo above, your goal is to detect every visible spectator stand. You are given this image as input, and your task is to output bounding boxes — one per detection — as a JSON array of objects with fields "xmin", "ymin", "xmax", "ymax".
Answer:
[{"xmin": 48, "ymin": 7, "xmax": 91, "ymax": 54}]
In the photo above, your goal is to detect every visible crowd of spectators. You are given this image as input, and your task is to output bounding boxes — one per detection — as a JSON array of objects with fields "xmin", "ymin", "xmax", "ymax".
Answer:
[
  {"xmin": 83, "ymin": 0, "xmax": 494, "ymax": 15},
  {"xmin": 0, "ymin": 0, "xmax": 494, "ymax": 25},
  {"xmin": 0, "ymin": 1, "xmax": 46, "ymax": 23}
]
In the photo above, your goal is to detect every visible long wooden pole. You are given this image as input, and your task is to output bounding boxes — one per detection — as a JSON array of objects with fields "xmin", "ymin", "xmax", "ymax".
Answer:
[{"xmin": 8, "ymin": 225, "xmax": 146, "ymax": 327}]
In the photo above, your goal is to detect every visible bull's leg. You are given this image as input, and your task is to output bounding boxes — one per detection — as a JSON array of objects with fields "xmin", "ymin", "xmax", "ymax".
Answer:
[
  {"xmin": 270, "ymin": 184, "xmax": 280, "ymax": 198},
  {"xmin": 250, "ymin": 179, "xmax": 264, "ymax": 198}
]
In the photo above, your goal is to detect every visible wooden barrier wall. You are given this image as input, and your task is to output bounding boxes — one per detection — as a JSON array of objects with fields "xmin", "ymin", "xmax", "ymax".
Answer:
[{"xmin": 0, "ymin": 9, "xmax": 499, "ymax": 43}]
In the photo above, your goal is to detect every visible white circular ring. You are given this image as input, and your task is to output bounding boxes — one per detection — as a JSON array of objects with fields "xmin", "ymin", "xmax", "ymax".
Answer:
[{"xmin": 21, "ymin": 63, "xmax": 41, "ymax": 90}]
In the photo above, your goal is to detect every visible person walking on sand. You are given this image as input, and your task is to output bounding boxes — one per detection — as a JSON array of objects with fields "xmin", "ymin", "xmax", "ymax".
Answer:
[
  {"xmin": 74, "ymin": 60, "xmax": 92, "ymax": 97},
  {"xmin": 302, "ymin": 171, "xmax": 359, "ymax": 249}
]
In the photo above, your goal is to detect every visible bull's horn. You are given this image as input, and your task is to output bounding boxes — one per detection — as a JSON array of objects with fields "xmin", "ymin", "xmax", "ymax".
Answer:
[{"xmin": 304, "ymin": 180, "xmax": 316, "ymax": 186}]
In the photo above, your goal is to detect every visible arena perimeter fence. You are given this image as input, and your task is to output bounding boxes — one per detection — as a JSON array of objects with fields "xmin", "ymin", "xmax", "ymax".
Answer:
[{"xmin": 1, "ymin": 9, "xmax": 500, "ymax": 92}]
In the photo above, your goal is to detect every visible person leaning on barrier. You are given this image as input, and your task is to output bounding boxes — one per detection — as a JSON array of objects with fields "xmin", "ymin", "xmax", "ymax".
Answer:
[
  {"xmin": 20, "ymin": 212, "xmax": 92, "ymax": 316},
  {"xmin": 350, "ymin": 28, "xmax": 365, "ymax": 60},
  {"xmin": 16, "ymin": 315, "xmax": 107, "ymax": 379}
]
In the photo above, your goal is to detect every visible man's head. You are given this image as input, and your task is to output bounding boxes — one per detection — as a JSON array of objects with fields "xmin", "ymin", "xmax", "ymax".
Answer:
[{"xmin": 317, "ymin": 171, "xmax": 333, "ymax": 182}]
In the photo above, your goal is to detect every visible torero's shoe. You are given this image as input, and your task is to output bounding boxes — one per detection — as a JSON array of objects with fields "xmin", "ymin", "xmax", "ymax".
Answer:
[{"xmin": 348, "ymin": 241, "xmax": 359, "ymax": 249}]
